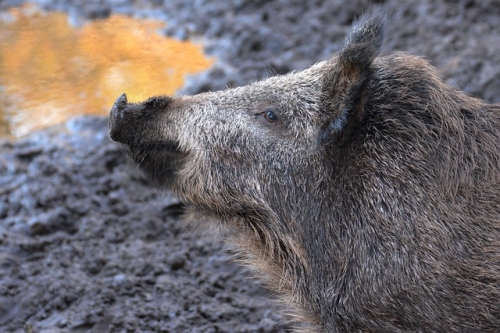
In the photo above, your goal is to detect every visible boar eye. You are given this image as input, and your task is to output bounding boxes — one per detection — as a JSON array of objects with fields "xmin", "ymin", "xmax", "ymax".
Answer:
[{"xmin": 263, "ymin": 109, "xmax": 278, "ymax": 123}]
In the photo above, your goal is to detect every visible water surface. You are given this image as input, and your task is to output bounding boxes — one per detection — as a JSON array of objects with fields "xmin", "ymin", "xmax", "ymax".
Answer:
[{"xmin": 0, "ymin": 5, "xmax": 212, "ymax": 138}]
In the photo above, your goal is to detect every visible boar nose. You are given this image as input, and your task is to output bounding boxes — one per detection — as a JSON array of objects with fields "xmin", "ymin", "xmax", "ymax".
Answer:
[{"xmin": 109, "ymin": 93, "xmax": 131, "ymax": 144}]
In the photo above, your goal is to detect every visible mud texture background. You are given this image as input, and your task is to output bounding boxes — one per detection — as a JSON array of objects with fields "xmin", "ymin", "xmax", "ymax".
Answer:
[{"xmin": 1, "ymin": 0, "xmax": 500, "ymax": 332}]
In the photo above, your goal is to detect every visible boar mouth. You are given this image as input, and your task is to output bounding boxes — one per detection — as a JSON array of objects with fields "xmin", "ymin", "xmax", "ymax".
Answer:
[{"xmin": 125, "ymin": 139, "xmax": 188, "ymax": 186}]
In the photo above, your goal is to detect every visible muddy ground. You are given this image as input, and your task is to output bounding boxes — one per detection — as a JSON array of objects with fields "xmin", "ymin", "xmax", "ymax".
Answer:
[{"xmin": 1, "ymin": 0, "xmax": 499, "ymax": 332}]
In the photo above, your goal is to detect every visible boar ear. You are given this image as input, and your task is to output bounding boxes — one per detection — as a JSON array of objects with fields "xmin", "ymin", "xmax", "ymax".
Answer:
[{"xmin": 319, "ymin": 9, "xmax": 389, "ymax": 145}]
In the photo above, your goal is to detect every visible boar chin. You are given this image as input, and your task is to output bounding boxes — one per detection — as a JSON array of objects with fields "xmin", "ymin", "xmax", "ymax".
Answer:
[{"xmin": 125, "ymin": 140, "xmax": 187, "ymax": 187}]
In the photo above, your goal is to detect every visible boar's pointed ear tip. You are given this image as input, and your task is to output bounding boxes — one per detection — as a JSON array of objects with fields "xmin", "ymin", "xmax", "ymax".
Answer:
[
  {"xmin": 345, "ymin": 6, "xmax": 392, "ymax": 52},
  {"xmin": 320, "ymin": 8, "xmax": 393, "ymax": 147}
]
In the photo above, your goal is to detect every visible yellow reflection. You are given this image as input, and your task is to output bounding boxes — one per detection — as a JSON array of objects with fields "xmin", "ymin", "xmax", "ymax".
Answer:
[{"xmin": 0, "ymin": 5, "xmax": 213, "ymax": 138}]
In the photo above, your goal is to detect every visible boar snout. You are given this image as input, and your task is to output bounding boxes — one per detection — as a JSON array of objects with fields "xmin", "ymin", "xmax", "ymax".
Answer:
[
  {"xmin": 109, "ymin": 93, "xmax": 175, "ymax": 146},
  {"xmin": 108, "ymin": 93, "xmax": 187, "ymax": 186},
  {"xmin": 109, "ymin": 93, "xmax": 133, "ymax": 144}
]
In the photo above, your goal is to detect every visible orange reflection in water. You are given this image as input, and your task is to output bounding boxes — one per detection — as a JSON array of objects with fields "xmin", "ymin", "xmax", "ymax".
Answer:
[{"xmin": 0, "ymin": 5, "xmax": 213, "ymax": 138}]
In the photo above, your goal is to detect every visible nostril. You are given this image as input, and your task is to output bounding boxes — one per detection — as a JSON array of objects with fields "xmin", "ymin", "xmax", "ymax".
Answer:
[
  {"xmin": 111, "ymin": 94, "xmax": 128, "ymax": 117},
  {"xmin": 116, "ymin": 93, "xmax": 128, "ymax": 108},
  {"xmin": 112, "ymin": 93, "xmax": 128, "ymax": 117},
  {"xmin": 109, "ymin": 93, "xmax": 129, "ymax": 143}
]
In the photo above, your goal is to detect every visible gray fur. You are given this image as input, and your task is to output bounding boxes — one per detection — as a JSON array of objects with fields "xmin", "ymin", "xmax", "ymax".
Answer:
[{"xmin": 109, "ymin": 11, "xmax": 500, "ymax": 333}]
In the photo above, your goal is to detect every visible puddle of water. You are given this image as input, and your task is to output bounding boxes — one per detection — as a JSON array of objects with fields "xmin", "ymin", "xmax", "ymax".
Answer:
[{"xmin": 0, "ymin": 5, "xmax": 213, "ymax": 138}]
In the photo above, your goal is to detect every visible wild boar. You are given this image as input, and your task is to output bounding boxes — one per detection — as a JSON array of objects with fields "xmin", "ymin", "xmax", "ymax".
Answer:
[{"xmin": 108, "ymin": 10, "xmax": 500, "ymax": 333}]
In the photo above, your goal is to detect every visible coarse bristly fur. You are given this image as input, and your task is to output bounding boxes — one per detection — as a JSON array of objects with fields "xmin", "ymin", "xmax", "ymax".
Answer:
[{"xmin": 109, "ymin": 8, "xmax": 500, "ymax": 333}]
